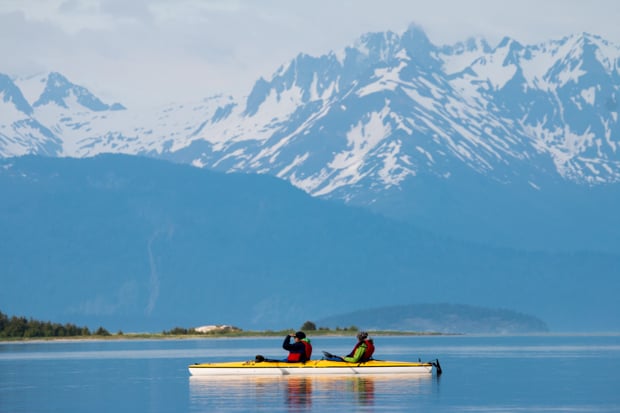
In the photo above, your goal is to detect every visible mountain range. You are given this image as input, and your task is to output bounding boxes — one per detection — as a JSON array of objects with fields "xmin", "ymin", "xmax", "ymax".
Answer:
[
  {"xmin": 1, "ymin": 26, "xmax": 619, "ymax": 332},
  {"xmin": 1, "ymin": 26, "xmax": 619, "ymax": 252}
]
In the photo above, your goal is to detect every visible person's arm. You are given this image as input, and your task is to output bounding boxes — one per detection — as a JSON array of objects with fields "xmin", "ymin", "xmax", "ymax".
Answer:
[
  {"xmin": 282, "ymin": 335, "xmax": 293, "ymax": 350},
  {"xmin": 344, "ymin": 342, "xmax": 367, "ymax": 363}
]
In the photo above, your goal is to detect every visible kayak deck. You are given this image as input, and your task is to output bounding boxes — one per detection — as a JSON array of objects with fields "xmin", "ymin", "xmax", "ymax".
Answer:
[{"xmin": 188, "ymin": 359, "xmax": 436, "ymax": 376}]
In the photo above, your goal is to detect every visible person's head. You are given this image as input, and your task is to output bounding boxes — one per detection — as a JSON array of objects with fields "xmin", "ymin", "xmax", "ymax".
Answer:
[
  {"xmin": 295, "ymin": 331, "xmax": 306, "ymax": 340},
  {"xmin": 357, "ymin": 331, "xmax": 368, "ymax": 341}
]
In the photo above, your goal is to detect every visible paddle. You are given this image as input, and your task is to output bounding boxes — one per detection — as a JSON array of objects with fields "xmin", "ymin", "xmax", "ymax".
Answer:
[
  {"xmin": 322, "ymin": 351, "xmax": 345, "ymax": 361},
  {"xmin": 254, "ymin": 355, "xmax": 280, "ymax": 362}
]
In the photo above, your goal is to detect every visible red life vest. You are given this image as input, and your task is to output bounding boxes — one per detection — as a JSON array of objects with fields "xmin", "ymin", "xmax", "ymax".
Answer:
[
  {"xmin": 303, "ymin": 339, "xmax": 313, "ymax": 360},
  {"xmin": 287, "ymin": 340, "xmax": 312, "ymax": 362},
  {"xmin": 352, "ymin": 339, "xmax": 375, "ymax": 361}
]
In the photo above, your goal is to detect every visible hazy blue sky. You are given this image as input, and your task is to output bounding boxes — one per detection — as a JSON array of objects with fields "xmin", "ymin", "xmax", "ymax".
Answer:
[{"xmin": 2, "ymin": 0, "xmax": 619, "ymax": 108}]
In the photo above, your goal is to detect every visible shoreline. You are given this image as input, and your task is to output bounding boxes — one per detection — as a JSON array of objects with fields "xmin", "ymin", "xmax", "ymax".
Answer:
[
  {"xmin": 0, "ymin": 330, "xmax": 445, "ymax": 343},
  {"xmin": 2, "ymin": 331, "xmax": 616, "ymax": 343}
]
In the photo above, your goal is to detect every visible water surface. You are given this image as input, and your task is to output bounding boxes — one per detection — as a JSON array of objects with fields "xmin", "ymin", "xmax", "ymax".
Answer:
[{"xmin": 1, "ymin": 335, "xmax": 618, "ymax": 412}]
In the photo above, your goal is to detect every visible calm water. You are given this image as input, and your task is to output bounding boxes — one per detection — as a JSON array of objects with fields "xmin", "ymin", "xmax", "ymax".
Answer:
[{"xmin": 1, "ymin": 335, "xmax": 619, "ymax": 412}]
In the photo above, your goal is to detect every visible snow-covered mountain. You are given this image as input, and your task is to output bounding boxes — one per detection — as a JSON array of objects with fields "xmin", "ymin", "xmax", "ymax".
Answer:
[
  {"xmin": 3, "ymin": 27, "xmax": 618, "ymax": 186},
  {"xmin": 2, "ymin": 26, "xmax": 619, "ymax": 250}
]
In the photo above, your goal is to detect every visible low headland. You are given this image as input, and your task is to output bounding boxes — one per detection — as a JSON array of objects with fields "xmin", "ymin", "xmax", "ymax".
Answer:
[{"xmin": 0, "ymin": 311, "xmax": 443, "ymax": 342}]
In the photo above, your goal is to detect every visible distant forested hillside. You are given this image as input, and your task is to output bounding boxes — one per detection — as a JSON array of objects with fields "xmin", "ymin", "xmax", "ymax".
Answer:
[
  {"xmin": 1, "ymin": 155, "xmax": 618, "ymax": 332},
  {"xmin": 316, "ymin": 304, "xmax": 550, "ymax": 334}
]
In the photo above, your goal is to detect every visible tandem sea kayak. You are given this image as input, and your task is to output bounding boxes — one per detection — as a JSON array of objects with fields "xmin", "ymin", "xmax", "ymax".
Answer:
[{"xmin": 188, "ymin": 358, "xmax": 442, "ymax": 376}]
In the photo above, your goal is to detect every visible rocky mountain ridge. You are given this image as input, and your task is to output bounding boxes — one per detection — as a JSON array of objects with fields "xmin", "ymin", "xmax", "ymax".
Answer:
[
  {"xmin": 1, "ymin": 26, "xmax": 619, "ymax": 252},
  {"xmin": 2, "ymin": 27, "xmax": 618, "ymax": 187}
]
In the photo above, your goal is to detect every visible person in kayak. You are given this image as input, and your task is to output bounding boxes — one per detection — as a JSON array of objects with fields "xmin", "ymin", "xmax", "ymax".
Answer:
[
  {"xmin": 283, "ymin": 331, "xmax": 312, "ymax": 362},
  {"xmin": 343, "ymin": 331, "xmax": 375, "ymax": 363}
]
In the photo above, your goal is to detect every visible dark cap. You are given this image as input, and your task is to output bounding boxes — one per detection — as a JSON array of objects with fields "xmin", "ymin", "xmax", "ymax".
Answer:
[{"xmin": 295, "ymin": 331, "xmax": 306, "ymax": 339}]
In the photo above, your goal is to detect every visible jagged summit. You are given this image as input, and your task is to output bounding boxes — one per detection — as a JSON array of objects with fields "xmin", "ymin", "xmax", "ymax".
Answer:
[
  {"xmin": 1, "ymin": 28, "xmax": 618, "ymax": 183},
  {"xmin": 0, "ymin": 27, "xmax": 619, "ymax": 251},
  {"xmin": 32, "ymin": 72, "xmax": 126, "ymax": 111}
]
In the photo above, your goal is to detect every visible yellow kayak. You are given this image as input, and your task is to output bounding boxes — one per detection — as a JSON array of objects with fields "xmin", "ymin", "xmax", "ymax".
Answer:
[{"xmin": 188, "ymin": 358, "xmax": 441, "ymax": 376}]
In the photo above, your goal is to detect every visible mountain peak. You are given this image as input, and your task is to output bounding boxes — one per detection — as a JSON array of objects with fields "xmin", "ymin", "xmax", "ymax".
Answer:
[
  {"xmin": 0, "ymin": 73, "xmax": 33, "ymax": 115},
  {"xmin": 399, "ymin": 24, "xmax": 441, "ymax": 69},
  {"xmin": 403, "ymin": 23, "xmax": 432, "ymax": 44},
  {"xmin": 33, "ymin": 72, "xmax": 126, "ymax": 112},
  {"xmin": 354, "ymin": 30, "xmax": 403, "ymax": 65},
  {"xmin": 33, "ymin": 72, "xmax": 72, "ymax": 108},
  {"xmin": 495, "ymin": 36, "xmax": 524, "ymax": 52},
  {"xmin": 576, "ymin": 32, "xmax": 608, "ymax": 45}
]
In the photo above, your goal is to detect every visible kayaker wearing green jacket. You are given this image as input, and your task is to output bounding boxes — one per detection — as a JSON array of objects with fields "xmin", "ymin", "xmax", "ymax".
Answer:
[{"xmin": 344, "ymin": 331, "xmax": 375, "ymax": 363}]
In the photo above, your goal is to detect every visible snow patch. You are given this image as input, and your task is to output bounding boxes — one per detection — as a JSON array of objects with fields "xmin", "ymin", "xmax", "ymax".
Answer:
[
  {"xmin": 377, "ymin": 140, "xmax": 415, "ymax": 186},
  {"xmin": 357, "ymin": 61, "xmax": 407, "ymax": 97},
  {"xmin": 278, "ymin": 153, "xmax": 309, "ymax": 178},
  {"xmin": 313, "ymin": 105, "xmax": 392, "ymax": 196},
  {"xmin": 580, "ymin": 87, "xmax": 596, "ymax": 105}
]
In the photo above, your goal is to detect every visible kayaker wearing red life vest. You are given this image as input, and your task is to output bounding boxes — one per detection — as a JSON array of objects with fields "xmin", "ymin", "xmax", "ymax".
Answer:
[
  {"xmin": 344, "ymin": 331, "xmax": 375, "ymax": 362},
  {"xmin": 283, "ymin": 331, "xmax": 312, "ymax": 362}
]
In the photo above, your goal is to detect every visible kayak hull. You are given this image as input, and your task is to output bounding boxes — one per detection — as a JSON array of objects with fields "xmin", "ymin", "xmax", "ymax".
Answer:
[{"xmin": 188, "ymin": 359, "xmax": 434, "ymax": 376}]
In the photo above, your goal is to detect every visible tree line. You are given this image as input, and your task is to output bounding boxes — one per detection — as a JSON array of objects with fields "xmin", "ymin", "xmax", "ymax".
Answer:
[
  {"xmin": 1, "ymin": 312, "xmax": 360, "ymax": 339},
  {"xmin": 0, "ymin": 310, "xmax": 110, "ymax": 338}
]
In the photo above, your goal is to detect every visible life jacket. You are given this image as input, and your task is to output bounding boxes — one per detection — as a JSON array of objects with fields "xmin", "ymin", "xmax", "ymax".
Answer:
[
  {"xmin": 287, "ymin": 339, "xmax": 312, "ymax": 362},
  {"xmin": 302, "ymin": 338, "xmax": 313, "ymax": 360},
  {"xmin": 351, "ymin": 339, "xmax": 375, "ymax": 361}
]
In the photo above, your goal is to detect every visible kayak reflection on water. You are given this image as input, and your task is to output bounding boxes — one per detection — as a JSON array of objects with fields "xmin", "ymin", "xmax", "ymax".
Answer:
[
  {"xmin": 286, "ymin": 377, "xmax": 313, "ymax": 408},
  {"xmin": 285, "ymin": 376, "xmax": 375, "ymax": 409},
  {"xmin": 190, "ymin": 374, "xmax": 433, "ymax": 410},
  {"xmin": 350, "ymin": 377, "xmax": 375, "ymax": 405}
]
